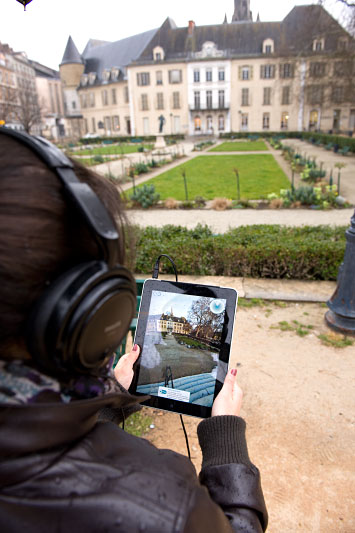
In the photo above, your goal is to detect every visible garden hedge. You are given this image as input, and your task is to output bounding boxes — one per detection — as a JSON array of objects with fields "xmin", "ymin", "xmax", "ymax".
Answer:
[
  {"xmin": 130, "ymin": 224, "xmax": 346, "ymax": 281},
  {"xmin": 219, "ymin": 131, "xmax": 355, "ymax": 152},
  {"xmin": 79, "ymin": 134, "xmax": 185, "ymax": 145}
]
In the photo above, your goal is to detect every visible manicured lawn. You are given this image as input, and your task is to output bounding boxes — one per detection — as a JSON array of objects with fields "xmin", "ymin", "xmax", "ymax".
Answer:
[
  {"xmin": 69, "ymin": 144, "xmax": 153, "ymax": 156},
  {"xmin": 126, "ymin": 155, "xmax": 290, "ymax": 200},
  {"xmin": 209, "ymin": 141, "xmax": 268, "ymax": 152}
]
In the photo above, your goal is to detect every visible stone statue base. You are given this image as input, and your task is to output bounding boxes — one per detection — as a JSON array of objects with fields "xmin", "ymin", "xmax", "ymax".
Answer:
[{"xmin": 155, "ymin": 135, "xmax": 166, "ymax": 149}]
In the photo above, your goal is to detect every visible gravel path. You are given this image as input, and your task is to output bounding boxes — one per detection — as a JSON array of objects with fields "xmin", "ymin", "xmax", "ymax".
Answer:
[{"xmin": 127, "ymin": 207, "xmax": 353, "ymax": 232}]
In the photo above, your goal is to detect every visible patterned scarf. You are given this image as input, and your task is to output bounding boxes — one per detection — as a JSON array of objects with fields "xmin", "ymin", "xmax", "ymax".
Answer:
[{"xmin": 0, "ymin": 359, "xmax": 119, "ymax": 405}]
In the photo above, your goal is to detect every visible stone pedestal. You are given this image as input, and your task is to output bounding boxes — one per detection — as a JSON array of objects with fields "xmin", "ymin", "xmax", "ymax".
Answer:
[{"xmin": 154, "ymin": 135, "xmax": 166, "ymax": 149}]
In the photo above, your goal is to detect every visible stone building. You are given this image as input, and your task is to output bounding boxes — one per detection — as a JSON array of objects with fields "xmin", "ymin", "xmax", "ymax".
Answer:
[
  {"xmin": 30, "ymin": 60, "xmax": 65, "ymax": 140},
  {"xmin": 59, "ymin": 1, "xmax": 355, "ymax": 137}
]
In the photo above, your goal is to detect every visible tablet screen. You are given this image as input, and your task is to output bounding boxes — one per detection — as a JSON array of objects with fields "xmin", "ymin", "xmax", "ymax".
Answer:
[
  {"xmin": 136, "ymin": 290, "xmax": 226, "ymax": 407},
  {"xmin": 130, "ymin": 280, "xmax": 237, "ymax": 418}
]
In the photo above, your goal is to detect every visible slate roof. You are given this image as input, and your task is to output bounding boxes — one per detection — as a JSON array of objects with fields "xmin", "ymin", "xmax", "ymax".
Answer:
[
  {"xmin": 136, "ymin": 5, "xmax": 353, "ymax": 63},
  {"xmin": 80, "ymin": 28, "xmax": 158, "ymax": 84},
  {"xmin": 60, "ymin": 36, "xmax": 83, "ymax": 66}
]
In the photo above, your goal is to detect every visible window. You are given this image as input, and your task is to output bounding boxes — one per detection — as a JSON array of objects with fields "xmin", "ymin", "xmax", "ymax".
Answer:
[
  {"xmin": 332, "ymin": 86, "xmax": 345, "ymax": 104},
  {"xmin": 84, "ymin": 119, "xmax": 88, "ymax": 134},
  {"xmin": 218, "ymin": 115, "xmax": 225, "ymax": 131},
  {"xmin": 280, "ymin": 63, "xmax": 294, "ymax": 79},
  {"xmin": 112, "ymin": 89, "xmax": 117, "ymax": 105},
  {"xmin": 137, "ymin": 72, "xmax": 150, "ymax": 86},
  {"xmin": 206, "ymin": 90, "xmax": 213, "ymax": 109},
  {"xmin": 334, "ymin": 61, "xmax": 352, "ymax": 77},
  {"xmin": 143, "ymin": 117, "xmax": 150, "ymax": 135},
  {"xmin": 102, "ymin": 90, "xmax": 108, "ymax": 106},
  {"xmin": 242, "ymin": 67, "xmax": 249, "ymax": 80},
  {"xmin": 281, "ymin": 112, "xmax": 289, "ymax": 130},
  {"xmin": 263, "ymin": 87, "xmax": 271, "ymax": 105},
  {"xmin": 112, "ymin": 116, "xmax": 120, "ymax": 132},
  {"xmin": 241, "ymin": 88, "xmax": 249, "ymax": 106},
  {"xmin": 141, "ymin": 94, "xmax": 149, "ymax": 111},
  {"xmin": 102, "ymin": 70, "xmax": 110, "ymax": 82},
  {"xmin": 333, "ymin": 109, "xmax": 341, "ymax": 130},
  {"xmin": 194, "ymin": 91, "xmax": 200, "ymax": 110},
  {"xmin": 218, "ymin": 90, "xmax": 225, "ymax": 109},
  {"xmin": 265, "ymin": 45, "xmax": 272, "ymax": 54},
  {"xmin": 124, "ymin": 86, "xmax": 129, "ymax": 103},
  {"xmin": 260, "ymin": 65, "xmax": 275, "ymax": 79},
  {"xmin": 173, "ymin": 91, "xmax": 180, "ymax": 109},
  {"xmin": 313, "ymin": 39, "xmax": 324, "ymax": 52},
  {"xmin": 309, "ymin": 62, "xmax": 326, "ymax": 77},
  {"xmin": 104, "ymin": 116, "xmax": 111, "ymax": 132},
  {"xmin": 156, "ymin": 71, "xmax": 163, "ymax": 85},
  {"xmin": 91, "ymin": 117, "xmax": 96, "ymax": 133},
  {"xmin": 194, "ymin": 115, "xmax": 201, "ymax": 131},
  {"xmin": 218, "ymin": 68, "xmax": 225, "ymax": 81},
  {"xmin": 153, "ymin": 46, "xmax": 164, "ymax": 61},
  {"xmin": 207, "ymin": 115, "xmax": 213, "ymax": 130},
  {"xmin": 81, "ymin": 93, "xmax": 87, "ymax": 108},
  {"xmin": 155, "ymin": 53, "xmax": 161, "ymax": 61},
  {"xmin": 156, "ymin": 92, "xmax": 164, "ymax": 110},
  {"xmin": 282, "ymin": 86, "xmax": 290, "ymax": 105},
  {"xmin": 263, "ymin": 39, "xmax": 274, "ymax": 54},
  {"xmin": 241, "ymin": 113, "xmax": 248, "ymax": 130},
  {"xmin": 194, "ymin": 69, "xmax": 200, "ymax": 83},
  {"xmin": 169, "ymin": 70, "xmax": 182, "ymax": 84},
  {"xmin": 338, "ymin": 38, "xmax": 348, "ymax": 51},
  {"xmin": 306, "ymin": 85, "xmax": 324, "ymax": 105},
  {"xmin": 206, "ymin": 69, "xmax": 212, "ymax": 82},
  {"xmin": 72, "ymin": 101, "xmax": 76, "ymax": 109},
  {"xmin": 262, "ymin": 113, "xmax": 270, "ymax": 129},
  {"xmin": 309, "ymin": 110, "xmax": 319, "ymax": 128}
]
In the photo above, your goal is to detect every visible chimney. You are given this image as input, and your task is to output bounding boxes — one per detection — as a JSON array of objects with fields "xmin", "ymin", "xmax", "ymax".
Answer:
[{"xmin": 188, "ymin": 20, "xmax": 195, "ymax": 35}]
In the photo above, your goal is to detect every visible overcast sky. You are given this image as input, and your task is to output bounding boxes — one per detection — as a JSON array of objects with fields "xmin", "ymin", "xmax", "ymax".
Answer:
[{"xmin": 1, "ymin": 0, "xmax": 345, "ymax": 70}]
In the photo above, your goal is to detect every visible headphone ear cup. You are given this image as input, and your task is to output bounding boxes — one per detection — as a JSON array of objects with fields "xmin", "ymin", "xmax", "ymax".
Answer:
[{"xmin": 26, "ymin": 261, "xmax": 136, "ymax": 375}]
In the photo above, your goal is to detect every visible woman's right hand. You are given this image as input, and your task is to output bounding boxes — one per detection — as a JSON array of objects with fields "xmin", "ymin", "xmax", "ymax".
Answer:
[{"xmin": 211, "ymin": 368, "xmax": 243, "ymax": 417}]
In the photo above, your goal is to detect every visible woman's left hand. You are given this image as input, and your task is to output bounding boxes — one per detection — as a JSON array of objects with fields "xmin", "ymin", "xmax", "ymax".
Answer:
[{"xmin": 113, "ymin": 344, "xmax": 140, "ymax": 390}]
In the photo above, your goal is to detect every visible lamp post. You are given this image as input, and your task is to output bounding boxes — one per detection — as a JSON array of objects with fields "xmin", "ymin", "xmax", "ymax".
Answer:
[{"xmin": 325, "ymin": 209, "xmax": 355, "ymax": 335}]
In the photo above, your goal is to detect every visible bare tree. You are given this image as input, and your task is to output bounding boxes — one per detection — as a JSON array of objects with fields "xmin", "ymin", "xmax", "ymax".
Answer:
[{"xmin": 2, "ymin": 79, "xmax": 42, "ymax": 133}]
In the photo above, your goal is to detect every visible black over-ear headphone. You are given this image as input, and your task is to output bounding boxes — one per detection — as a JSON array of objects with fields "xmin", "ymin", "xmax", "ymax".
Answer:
[{"xmin": 0, "ymin": 127, "xmax": 137, "ymax": 376}]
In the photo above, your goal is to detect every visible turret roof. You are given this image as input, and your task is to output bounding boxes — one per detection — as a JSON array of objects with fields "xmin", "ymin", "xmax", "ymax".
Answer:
[{"xmin": 60, "ymin": 36, "xmax": 83, "ymax": 66}]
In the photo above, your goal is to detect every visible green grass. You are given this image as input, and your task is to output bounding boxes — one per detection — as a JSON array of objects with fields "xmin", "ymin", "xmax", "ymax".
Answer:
[
  {"xmin": 125, "ymin": 155, "xmax": 290, "ymax": 200},
  {"xmin": 125, "ymin": 410, "xmax": 153, "ymax": 437},
  {"xmin": 209, "ymin": 141, "xmax": 268, "ymax": 152},
  {"xmin": 68, "ymin": 144, "xmax": 153, "ymax": 156}
]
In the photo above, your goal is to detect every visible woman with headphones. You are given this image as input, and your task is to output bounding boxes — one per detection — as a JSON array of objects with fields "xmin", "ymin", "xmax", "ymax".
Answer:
[{"xmin": 0, "ymin": 128, "xmax": 267, "ymax": 532}]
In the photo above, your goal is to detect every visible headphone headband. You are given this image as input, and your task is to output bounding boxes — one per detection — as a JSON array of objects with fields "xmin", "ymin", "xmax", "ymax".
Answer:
[{"xmin": 0, "ymin": 127, "xmax": 119, "ymax": 267}]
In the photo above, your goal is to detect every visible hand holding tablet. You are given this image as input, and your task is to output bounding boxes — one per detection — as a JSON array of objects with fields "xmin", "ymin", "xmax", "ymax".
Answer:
[{"xmin": 129, "ymin": 279, "xmax": 238, "ymax": 418}]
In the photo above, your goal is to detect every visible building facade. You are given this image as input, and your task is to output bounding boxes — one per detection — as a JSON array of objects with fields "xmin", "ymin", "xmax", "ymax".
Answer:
[{"xmin": 59, "ymin": 2, "xmax": 355, "ymax": 138}]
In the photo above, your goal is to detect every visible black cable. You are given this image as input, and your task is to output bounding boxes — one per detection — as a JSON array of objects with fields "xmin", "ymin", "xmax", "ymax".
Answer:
[
  {"xmin": 152, "ymin": 254, "xmax": 178, "ymax": 282},
  {"xmin": 152, "ymin": 254, "xmax": 192, "ymax": 462}
]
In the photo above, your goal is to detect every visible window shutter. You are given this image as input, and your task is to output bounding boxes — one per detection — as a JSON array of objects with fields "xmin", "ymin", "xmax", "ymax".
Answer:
[
  {"xmin": 250, "ymin": 66, "xmax": 254, "ymax": 80},
  {"xmin": 260, "ymin": 65, "xmax": 265, "ymax": 79},
  {"xmin": 239, "ymin": 66, "xmax": 242, "ymax": 80}
]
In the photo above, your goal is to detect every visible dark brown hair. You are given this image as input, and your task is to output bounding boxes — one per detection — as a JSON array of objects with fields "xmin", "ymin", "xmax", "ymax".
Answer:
[{"xmin": 0, "ymin": 135, "xmax": 127, "ymax": 356}]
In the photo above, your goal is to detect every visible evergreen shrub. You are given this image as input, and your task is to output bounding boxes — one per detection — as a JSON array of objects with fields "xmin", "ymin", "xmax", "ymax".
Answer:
[{"xmin": 132, "ymin": 224, "xmax": 346, "ymax": 280}]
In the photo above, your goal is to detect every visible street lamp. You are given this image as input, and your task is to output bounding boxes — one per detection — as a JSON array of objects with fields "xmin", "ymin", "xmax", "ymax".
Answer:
[{"xmin": 325, "ymin": 209, "xmax": 355, "ymax": 335}]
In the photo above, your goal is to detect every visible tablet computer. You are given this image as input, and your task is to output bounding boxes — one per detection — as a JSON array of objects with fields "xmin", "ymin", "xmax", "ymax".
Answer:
[{"xmin": 129, "ymin": 279, "xmax": 238, "ymax": 418}]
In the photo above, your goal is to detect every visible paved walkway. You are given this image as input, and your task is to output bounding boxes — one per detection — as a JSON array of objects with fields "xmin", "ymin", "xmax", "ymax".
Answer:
[{"xmin": 127, "ymin": 207, "xmax": 353, "ymax": 232}]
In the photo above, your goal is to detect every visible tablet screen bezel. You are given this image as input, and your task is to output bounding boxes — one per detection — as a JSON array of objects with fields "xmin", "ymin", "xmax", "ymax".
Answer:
[{"xmin": 129, "ymin": 279, "xmax": 238, "ymax": 418}]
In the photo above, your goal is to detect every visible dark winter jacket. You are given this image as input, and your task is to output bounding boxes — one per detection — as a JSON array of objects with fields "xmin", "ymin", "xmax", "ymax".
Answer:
[{"xmin": 0, "ymin": 388, "xmax": 268, "ymax": 532}]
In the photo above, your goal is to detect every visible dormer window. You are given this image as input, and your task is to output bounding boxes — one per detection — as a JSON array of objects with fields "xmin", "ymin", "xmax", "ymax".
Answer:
[
  {"xmin": 88, "ymin": 72, "xmax": 96, "ymax": 85},
  {"xmin": 80, "ymin": 74, "xmax": 88, "ymax": 86},
  {"xmin": 338, "ymin": 38, "xmax": 348, "ymax": 51},
  {"xmin": 102, "ymin": 69, "xmax": 110, "ymax": 82},
  {"xmin": 153, "ymin": 46, "xmax": 165, "ymax": 61},
  {"xmin": 111, "ymin": 68, "xmax": 120, "ymax": 81},
  {"xmin": 263, "ymin": 39, "xmax": 274, "ymax": 54},
  {"xmin": 313, "ymin": 38, "xmax": 324, "ymax": 52}
]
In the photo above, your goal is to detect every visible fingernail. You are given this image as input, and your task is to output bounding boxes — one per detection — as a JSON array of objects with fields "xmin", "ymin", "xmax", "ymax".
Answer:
[
  {"xmin": 133, "ymin": 344, "xmax": 138, "ymax": 352},
  {"xmin": 231, "ymin": 368, "xmax": 237, "ymax": 376}
]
